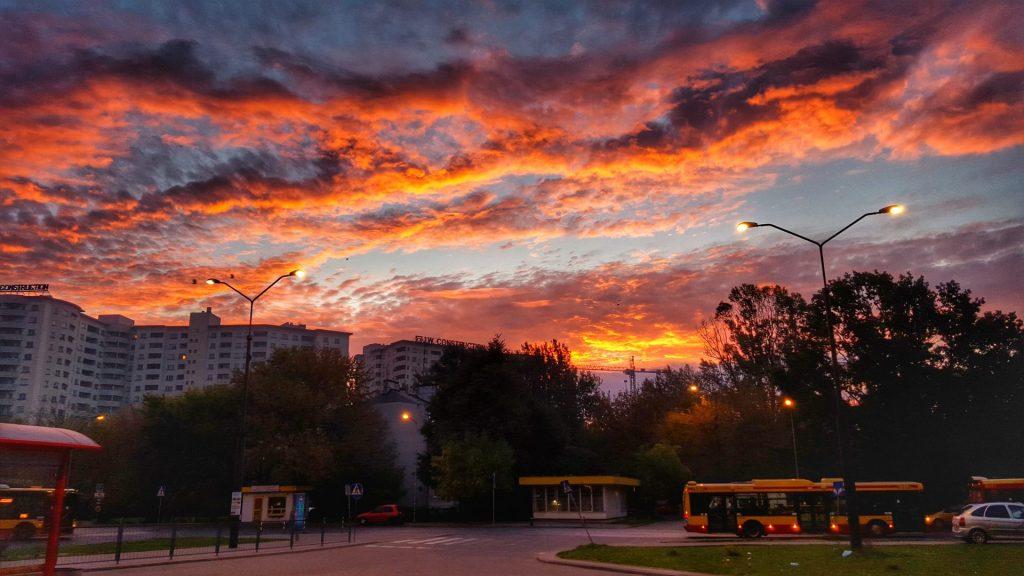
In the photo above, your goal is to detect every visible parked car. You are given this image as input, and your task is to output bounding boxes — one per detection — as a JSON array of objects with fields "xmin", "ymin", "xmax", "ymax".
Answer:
[
  {"xmin": 925, "ymin": 505, "xmax": 968, "ymax": 532},
  {"xmin": 952, "ymin": 502, "xmax": 1024, "ymax": 543},
  {"xmin": 355, "ymin": 504, "xmax": 402, "ymax": 525}
]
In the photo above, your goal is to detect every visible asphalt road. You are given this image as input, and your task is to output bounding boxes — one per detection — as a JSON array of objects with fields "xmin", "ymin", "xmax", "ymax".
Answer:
[
  {"xmin": 80, "ymin": 521, "xmax": 958, "ymax": 575},
  {"xmin": 86, "ymin": 522, "xmax": 693, "ymax": 576}
]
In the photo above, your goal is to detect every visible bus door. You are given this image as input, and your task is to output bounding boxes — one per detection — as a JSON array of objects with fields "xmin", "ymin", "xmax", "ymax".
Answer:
[
  {"xmin": 892, "ymin": 491, "xmax": 924, "ymax": 532},
  {"xmin": 794, "ymin": 493, "xmax": 827, "ymax": 533},
  {"xmin": 706, "ymin": 495, "xmax": 736, "ymax": 533}
]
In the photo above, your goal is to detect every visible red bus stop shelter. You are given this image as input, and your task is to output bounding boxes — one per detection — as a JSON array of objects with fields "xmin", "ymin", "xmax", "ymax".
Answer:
[{"xmin": 1, "ymin": 424, "xmax": 101, "ymax": 576}]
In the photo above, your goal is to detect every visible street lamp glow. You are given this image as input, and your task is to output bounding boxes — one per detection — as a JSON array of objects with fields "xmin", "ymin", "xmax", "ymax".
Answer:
[
  {"xmin": 291, "ymin": 269, "xmax": 306, "ymax": 279},
  {"xmin": 95, "ymin": 414, "xmax": 106, "ymax": 422},
  {"xmin": 400, "ymin": 411, "xmax": 414, "ymax": 423},
  {"xmin": 879, "ymin": 204, "xmax": 904, "ymax": 215},
  {"xmin": 688, "ymin": 384, "xmax": 699, "ymax": 393},
  {"xmin": 783, "ymin": 398, "xmax": 795, "ymax": 408},
  {"xmin": 736, "ymin": 221, "xmax": 758, "ymax": 232},
  {"xmin": 205, "ymin": 278, "xmax": 218, "ymax": 285}
]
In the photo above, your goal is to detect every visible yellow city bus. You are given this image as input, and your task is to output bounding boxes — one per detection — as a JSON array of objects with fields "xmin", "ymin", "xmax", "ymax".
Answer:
[
  {"xmin": 0, "ymin": 487, "xmax": 78, "ymax": 540},
  {"xmin": 967, "ymin": 477, "xmax": 1024, "ymax": 504},
  {"xmin": 683, "ymin": 478, "xmax": 924, "ymax": 537}
]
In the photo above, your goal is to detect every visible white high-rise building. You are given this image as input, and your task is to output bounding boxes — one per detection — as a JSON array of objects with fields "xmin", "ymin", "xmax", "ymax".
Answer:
[{"xmin": 0, "ymin": 293, "xmax": 350, "ymax": 422}]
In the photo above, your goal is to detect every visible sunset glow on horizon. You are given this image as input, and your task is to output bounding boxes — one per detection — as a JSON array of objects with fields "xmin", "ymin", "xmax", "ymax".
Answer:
[{"xmin": 1, "ymin": 1, "xmax": 1021, "ymax": 372}]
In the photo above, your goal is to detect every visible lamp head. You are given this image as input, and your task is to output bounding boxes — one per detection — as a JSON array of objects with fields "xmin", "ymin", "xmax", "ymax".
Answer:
[
  {"xmin": 688, "ymin": 384, "xmax": 699, "ymax": 393},
  {"xmin": 95, "ymin": 414, "xmax": 106, "ymax": 422},
  {"xmin": 205, "ymin": 278, "xmax": 220, "ymax": 285},
  {"xmin": 400, "ymin": 411, "xmax": 413, "ymax": 423},
  {"xmin": 783, "ymin": 398, "xmax": 795, "ymax": 408},
  {"xmin": 736, "ymin": 221, "xmax": 758, "ymax": 232},
  {"xmin": 290, "ymin": 269, "xmax": 306, "ymax": 279},
  {"xmin": 879, "ymin": 204, "xmax": 904, "ymax": 215}
]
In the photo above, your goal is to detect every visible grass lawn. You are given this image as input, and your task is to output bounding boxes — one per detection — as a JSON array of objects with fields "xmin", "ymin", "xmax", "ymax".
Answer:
[
  {"xmin": 559, "ymin": 543, "xmax": 1024, "ymax": 576},
  {"xmin": 1, "ymin": 536, "xmax": 268, "ymax": 561}
]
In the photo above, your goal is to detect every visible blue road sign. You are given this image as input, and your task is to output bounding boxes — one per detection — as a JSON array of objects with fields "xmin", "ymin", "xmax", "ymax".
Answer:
[
  {"xmin": 833, "ymin": 481, "xmax": 845, "ymax": 496},
  {"xmin": 561, "ymin": 480, "xmax": 573, "ymax": 494},
  {"xmin": 350, "ymin": 482, "xmax": 364, "ymax": 500}
]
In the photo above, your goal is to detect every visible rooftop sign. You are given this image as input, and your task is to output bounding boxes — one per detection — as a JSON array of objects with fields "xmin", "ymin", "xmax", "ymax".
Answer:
[
  {"xmin": 0, "ymin": 284, "xmax": 49, "ymax": 294},
  {"xmin": 415, "ymin": 335, "xmax": 484, "ymax": 349}
]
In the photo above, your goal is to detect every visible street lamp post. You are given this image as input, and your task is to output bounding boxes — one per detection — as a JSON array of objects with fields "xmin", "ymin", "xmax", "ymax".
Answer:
[
  {"xmin": 202, "ymin": 269, "xmax": 304, "ymax": 548},
  {"xmin": 737, "ymin": 204, "xmax": 903, "ymax": 550},
  {"xmin": 399, "ymin": 411, "xmax": 421, "ymax": 523},
  {"xmin": 782, "ymin": 398, "xmax": 799, "ymax": 478}
]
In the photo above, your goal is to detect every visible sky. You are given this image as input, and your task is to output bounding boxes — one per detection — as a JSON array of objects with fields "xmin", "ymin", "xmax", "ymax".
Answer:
[{"xmin": 1, "ymin": 0, "xmax": 1021, "ymax": 377}]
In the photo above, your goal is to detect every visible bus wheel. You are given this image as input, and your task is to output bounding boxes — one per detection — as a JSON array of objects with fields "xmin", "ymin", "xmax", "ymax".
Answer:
[
  {"xmin": 866, "ymin": 521, "xmax": 888, "ymax": 538},
  {"xmin": 968, "ymin": 529, "xmax": 988, "ymax": 544},
  {"xmin": 12, "ymin": 522, "xmax": 35, "ymax": 541},
  {"xmin": 742, "ymin": 521, "xmax": 765, "ymax": 538}
]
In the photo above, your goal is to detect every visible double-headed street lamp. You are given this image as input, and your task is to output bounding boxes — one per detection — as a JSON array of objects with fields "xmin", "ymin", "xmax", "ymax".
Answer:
[
  {"xmin": 201, "ymin": 268, "xmax": 304, "ymax": 548},
  {"xmin": 737, "ymin": 204, "xmax": 903, "ymax": 550}
]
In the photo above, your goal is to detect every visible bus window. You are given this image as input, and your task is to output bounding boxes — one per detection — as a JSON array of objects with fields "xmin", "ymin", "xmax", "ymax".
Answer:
[
  {"xmin": 766, "ymin": 492, "xmax": 794, "ymax": 514},
  {"xmin": 735, "ymin": 493, "xmax": 763, "ymax": 515}
]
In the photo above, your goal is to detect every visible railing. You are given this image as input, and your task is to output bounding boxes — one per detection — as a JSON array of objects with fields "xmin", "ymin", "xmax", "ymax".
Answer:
[{"xmin": 0, "ymin": 519, "xmax": 357, "ymax": 568}]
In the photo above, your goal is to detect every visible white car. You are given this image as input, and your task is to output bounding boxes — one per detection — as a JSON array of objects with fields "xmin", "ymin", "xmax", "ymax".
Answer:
[{"xmin": 952, "ymin": 502, "xmax": 1024, "ymax": 543}]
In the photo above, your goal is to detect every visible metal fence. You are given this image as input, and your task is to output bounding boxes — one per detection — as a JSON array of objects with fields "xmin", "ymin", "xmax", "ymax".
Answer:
[{"xmin": 0, "ymin": 520, "xmax": 356, "ymax": 568}]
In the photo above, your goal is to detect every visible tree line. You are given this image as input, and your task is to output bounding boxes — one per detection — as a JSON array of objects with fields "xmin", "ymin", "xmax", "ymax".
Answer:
[{"xmin": 66, "ymin": 270, "xmax": 1022, "ymax": 519}]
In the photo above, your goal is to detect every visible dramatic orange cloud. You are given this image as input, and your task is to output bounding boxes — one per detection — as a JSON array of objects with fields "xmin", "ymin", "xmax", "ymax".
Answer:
[{"xmin": 1, "ymin": 1, "xmax": 1021, "ymax": 369}]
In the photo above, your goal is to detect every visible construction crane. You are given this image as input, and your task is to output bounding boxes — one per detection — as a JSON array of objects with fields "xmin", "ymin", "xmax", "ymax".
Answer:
[{"xmin": 576, "ymin": 355, "xmax": 666, "ymax": 395}]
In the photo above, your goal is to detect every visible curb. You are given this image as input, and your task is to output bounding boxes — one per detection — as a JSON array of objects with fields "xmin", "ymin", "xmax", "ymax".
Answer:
[
  {"xmin": 536, "ymin": 552, "xmax": 718, "ymax": 576},
  {"xmin": 77, "ymin": 541, "xmax": 377, "ymax": 572}
]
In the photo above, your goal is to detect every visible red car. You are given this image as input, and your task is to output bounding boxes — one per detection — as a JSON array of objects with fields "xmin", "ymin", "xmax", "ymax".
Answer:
[{"xmin": 356, "ymin": 504, "xmax": 402, "ymax": 525}]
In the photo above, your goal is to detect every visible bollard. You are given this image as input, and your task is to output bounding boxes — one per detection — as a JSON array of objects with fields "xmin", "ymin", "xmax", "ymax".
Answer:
[
  {"xmin": 320, "ymin": 518, "xmax": 326, "ymax": 546},
  {"xmin": 169, "ymin": 521, "xmax": 178, "ymax": 559},
  {"xmin": 255, "ymin": 522, "xmax": 262, "ymax": 551},
  {"xmin": 215, "ymin": 524, "xmax": 223, "ymax": 555},
  {"xmin": 289, "ymin": 521, "xmax": 295, "ymax": 549},
  {"xmin": 114, "ymin": 523, "xmax": 124, "ymax": 564}
]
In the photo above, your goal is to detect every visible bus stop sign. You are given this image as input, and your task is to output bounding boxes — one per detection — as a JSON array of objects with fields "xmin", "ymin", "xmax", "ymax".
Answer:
[
  {"xmin": 561, "ymin": 480, "xmax": 573, "ymax": 494},
  {"xmin": 833, "ymin": 481, "xmax": 845, "ymax": 496}
]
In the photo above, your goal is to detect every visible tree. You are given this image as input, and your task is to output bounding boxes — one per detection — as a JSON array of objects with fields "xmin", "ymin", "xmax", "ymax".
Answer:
[
  {"xmin": 72, "ymin": 347, "xmax": 404, "ymax": 519},
  {"xmin": 418, "ymin": 338, "xmax": 604, "ymax": 511},
  {"xmin": 629, "ymin": 443, "xmax": 691, "ymax": 513},
  {"xmin": 245, "ymin": 347, "xmax": 405, "ymax": 513},
  {"xmin": 692, "ymin": 271, "xmax": 1023, "ymax": 508},
  {"xmin": 431, "ymin": 434, "xmax": 514, "ymax": 503}
]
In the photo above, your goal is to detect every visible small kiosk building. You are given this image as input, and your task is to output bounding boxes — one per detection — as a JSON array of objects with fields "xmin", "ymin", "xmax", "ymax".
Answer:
[
  {"xmin": 239, "ymin": 485, "xmax": 312, "ymax": 525},
  {"xmin": 519, "ymin": 476, "xmax": 640, "ymax": 521}
]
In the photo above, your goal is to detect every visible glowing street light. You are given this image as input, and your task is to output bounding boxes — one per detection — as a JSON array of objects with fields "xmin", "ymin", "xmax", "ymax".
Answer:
[
  {"xmin": 398, "ymin": 410, "xmax": 422, "ymax": 523},
  {"xmin": 196, "ymin": 267, "xmax": 305, "ymax": 549},
  {"xmin": 95, "ymin": 414, "xmax": 106, "ymax": 422},
  {"xmin": 782, "ymin": 397, "xmax": 799, "ymax": 479},
  {"xmin": 737, "ymin": 205, "xmax": 903, "ymax": 550},
  {"xmin": 688, "ymin": 384, "xmax": 699, "ymax": 393}
]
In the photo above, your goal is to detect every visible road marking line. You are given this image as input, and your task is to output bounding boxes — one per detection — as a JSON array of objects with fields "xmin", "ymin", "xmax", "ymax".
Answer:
[
  {"xmin": 406, "ymin": 536, "xmax": 458, "ymax": 544},
  {"xmin": 440, "ymin": 538, "xmax": 477, "ymax": 545}
]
